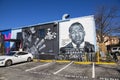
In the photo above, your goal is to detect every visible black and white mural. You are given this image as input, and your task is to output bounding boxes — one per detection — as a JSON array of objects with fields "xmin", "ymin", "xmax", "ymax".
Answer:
[
  {"xmin": 22, "ymin": 23, "xmax": 58, "ymax": 59},
  {"xmin": 59, "ymin": 15, "xmax": 96, "ymax": 61},
  {"xmin": 0, "ymin": 32, "xmax": 4, "ymax": 54}
]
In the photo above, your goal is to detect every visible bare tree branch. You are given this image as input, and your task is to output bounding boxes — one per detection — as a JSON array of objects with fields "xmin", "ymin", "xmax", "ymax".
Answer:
[{"xmin": 95, "ymin": 6, "xmax": 120, "ymax": 43}]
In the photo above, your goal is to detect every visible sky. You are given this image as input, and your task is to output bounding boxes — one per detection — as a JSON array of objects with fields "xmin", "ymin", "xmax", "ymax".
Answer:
[{"xmin": 0, "ymin": 0, "xmax": 120, "ymax": 30}]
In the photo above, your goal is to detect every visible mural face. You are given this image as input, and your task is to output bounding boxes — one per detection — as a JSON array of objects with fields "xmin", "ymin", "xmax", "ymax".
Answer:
[
  {"xmin": 22, "ymin": 23, "xmax": 58, "ymax": 58},
  {"xmin": 59, "ymin": 16, "xmax": 96, "ymax": 61},
  {"xmin": 69, "ymin": 22, "xmax": 85, "ymax": 47}
]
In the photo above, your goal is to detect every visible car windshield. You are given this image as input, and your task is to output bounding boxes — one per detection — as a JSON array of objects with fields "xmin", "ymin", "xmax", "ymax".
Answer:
[{"xmin": 6, "ymin": 52, "xmax": 16, "ymax": 56}]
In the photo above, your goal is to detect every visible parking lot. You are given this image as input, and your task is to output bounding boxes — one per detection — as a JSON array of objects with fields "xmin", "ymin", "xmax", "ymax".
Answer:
[{"xmin": 0, "ymin": 61, "xmax": 120, "ymax": 80}]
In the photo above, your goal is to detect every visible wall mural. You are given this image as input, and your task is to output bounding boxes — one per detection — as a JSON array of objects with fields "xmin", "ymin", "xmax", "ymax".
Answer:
[
  {"xmin": 10, "ymin": 29, "xmax": 22, "ymax": 51},
  {"xmin": 1, "ymin": 30, "xmax": 11, "ymax": 54},
  {"xmin": 0, "ymin": 29, "xmax": 22, "ymax": 54},
  {"xmin": 22, "ymin": 23, "xmax": 57, "ymax": 58},
  {"xmin": 59, "ymin": 16, "xmax": 96, "ymax": 61},
  {"xmin": 0, "ymin": 32, "xmax": 4, "ymax": 54}
]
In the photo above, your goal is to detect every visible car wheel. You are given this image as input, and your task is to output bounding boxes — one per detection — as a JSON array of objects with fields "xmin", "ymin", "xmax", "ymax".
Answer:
[
  {"xmin": 27, "ymin": 57, "xmax": 32, "ymax": 62},
  {"xmin": 5, "ymin": 60, "xmax": 12, "ymax": 67},
  {"xmin": 115, "ymin": 52, "xmax": 119, "ymax": 56}
]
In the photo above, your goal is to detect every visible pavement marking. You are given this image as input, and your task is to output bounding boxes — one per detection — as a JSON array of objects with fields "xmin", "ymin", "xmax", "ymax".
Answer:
[
  {"xmin": 29, "ymin": 71, "xmax": 89, "ymax": 79},
  {"xmin": 53, "ymin": 61, "xmax": 74, "ymax": 75},
  {"xmin": 92, "ymin": 62, "xmax": 95, "ymax": 78},
  {"xmin": 0, "ymin": 77, "xmax": 8, "ymax": 80},
  {"xmin": 25, "ymin": 62, "xmax": 54, "ymax": 72},
  {"xmin": 29, "ymin": 71, "xmax": 52, "ymax": 76}
]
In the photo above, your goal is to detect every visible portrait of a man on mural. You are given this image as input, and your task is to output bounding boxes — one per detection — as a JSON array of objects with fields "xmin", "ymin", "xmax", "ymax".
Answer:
[
  {"xmin": 59, "ymin": 16, "xmax": 96, "ymax": 61},
  {"xmin": 60, "ymin": 22, "xmax": 95, "ymax": 61},
  {"xmin": 64, "ymin": 22, "xmax": 94, "ymax": 49}
]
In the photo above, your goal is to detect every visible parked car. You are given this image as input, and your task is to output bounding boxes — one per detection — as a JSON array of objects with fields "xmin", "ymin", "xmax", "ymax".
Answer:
[
  {"xmin": 0, "ymin": 51, "xmax": 33, "ymax": 66},
  {"xmin": 111, "ymin": 47, "xmax": 120, "ymax": 56}
]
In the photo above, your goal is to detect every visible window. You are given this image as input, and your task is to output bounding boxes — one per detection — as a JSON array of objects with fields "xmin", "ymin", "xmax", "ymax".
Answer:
[
  {"xmin": 17, "ymin": 52, "xmax": 28, "ymax": 55},
  {"xmin": 112, "ymin": 48, "xmax": 117, "ymax": 50}
]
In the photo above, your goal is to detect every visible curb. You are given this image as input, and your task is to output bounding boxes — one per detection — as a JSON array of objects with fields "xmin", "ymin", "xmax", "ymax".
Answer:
[
  {"xmin": 33, "ymin": 59, "xmax": 117, "ymax": 65},
  {"xmin": 55, "ymin": 60, "xmax": 71, "ymax": 63},
  {"xmin": 95, "ymin": 62, "xmax": 116, "ymax": 65},
  {"xmin": 33, "ymin": 59, "xmax": 70, "ymax": 63},
  {"xmin": 74, "ymin": 62, "xmax": 92, "ymax": 64},
  {"xmin": 33, "ymin": 59, "xmax": 53, "ymax": 62}
]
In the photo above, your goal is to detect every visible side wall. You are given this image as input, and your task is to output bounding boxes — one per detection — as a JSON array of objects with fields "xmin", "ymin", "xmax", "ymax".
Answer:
[
  {"xmin": 22, "ymin": 23, "xmax": 59, "ymax": 58},
  {"xmin": 59, "ymin": 15, "xmax": 97, "ymax": 60},
  {"xmin": 0, "ymin": 29, "xmax": 22, "ymax": 54}
]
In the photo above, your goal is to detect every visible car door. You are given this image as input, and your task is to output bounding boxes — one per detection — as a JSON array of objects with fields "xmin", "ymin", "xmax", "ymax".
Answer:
[
  {"xmin": 12, "ymin": 52, "xmax": 23, "ymax": 63},
  {"xmin": 19, "ymin": 52, "xmax": 29, "ymax": 62}
]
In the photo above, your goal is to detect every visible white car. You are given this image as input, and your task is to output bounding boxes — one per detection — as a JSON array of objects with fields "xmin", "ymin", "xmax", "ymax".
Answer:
[
  {"xmin": 0, "ymin": 51, "xmax": 33, "ymax": 66},
  {"xmin": 111, "ymin": 47, "xmax": 120, "ymax": 56}
]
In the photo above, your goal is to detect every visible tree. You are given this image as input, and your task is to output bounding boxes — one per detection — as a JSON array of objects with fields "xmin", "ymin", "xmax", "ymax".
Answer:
[{"xmin": 95, "ymin": 6, "xmax": 120, "ymax": 43}]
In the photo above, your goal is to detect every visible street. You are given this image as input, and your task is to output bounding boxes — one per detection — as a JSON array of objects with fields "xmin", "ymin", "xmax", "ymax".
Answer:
[{"xmin": 0, "ymin": 61, "xmax": 120, "ymax": 80}]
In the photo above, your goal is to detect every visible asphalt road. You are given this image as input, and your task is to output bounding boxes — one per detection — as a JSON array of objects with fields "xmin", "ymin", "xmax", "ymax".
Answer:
[{"xmin": 0, "ymin": 61, "xmax": 120, "ymax": 80}]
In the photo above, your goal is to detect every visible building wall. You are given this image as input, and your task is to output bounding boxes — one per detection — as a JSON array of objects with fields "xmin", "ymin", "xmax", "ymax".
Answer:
[
  {"xmin": 0, "ymin": 15, "xmax": 97, "ymax": 60},
  {"xmin": 22, "ymin": 23, "xmax": 58, "ymax": 58},
  {"xmin": 0, "ymin": 32, "xmax": 4, "ymax": 54},
  {"xmin": 59, "ymin": 15, "xmax": 96, "ymax": 60},
  {"xmin": 1, "ymin": 30, "xmax": 11, "ymax": 54},
  {"xmin": 59, "ymin": 16, "xmax": 96, "ymax": 49},
  {"xmin": 0, "ymin": 29, "xmax": 22, "ymax": 54},
  {"xmin": 11, "ymin": 29, "xmax": 22, "ymax": 51}
]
